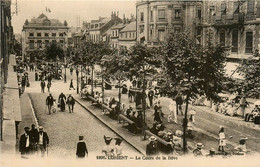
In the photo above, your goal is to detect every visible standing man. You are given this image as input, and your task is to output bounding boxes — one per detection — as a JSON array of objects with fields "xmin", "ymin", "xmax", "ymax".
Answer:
[
  {"xmin": 47, "ymin": 82, "xmax": 51, "ymax": 92},
  {"xmin": 175, "ymin": 93, "xmax": 183, "ymax": 115},
  {"xmin": 40, "ymin": 80, "xmax": 46, "ymax": 93},
  {"xmin": 148, "ymin": 88, "xmax": 154, "ymax": 107},
  {"xmin": 36, "ymin": 126, "xmax": 49, "ymax": 157},
  {"xmin": 46, "ymin": 93, "xmax": 54, "ymax": 115},
  {"xmin": 67, "ymin": 94, "xmax": 75, "ymax": 113},
  {"xmin": 21, "ymin": 76, "xmax": 26, "ymax": 93},
  {"xmin": 69, "ymin": 79, "xmax": 75, "ymax": 90},
  {"xmin": 30, "ymin": 124, "xmax": 39, "ymax": 153},
  {"xmin": 19, "ymin": 127, "xmax": 32, "ymax": 157},
  {"xmin": 76, "ymin": 136, "xmax": 88, "ymax": 158},
  {"xmin": 146, "ymin": 136, "xmax": 159, "ymax": 156}
]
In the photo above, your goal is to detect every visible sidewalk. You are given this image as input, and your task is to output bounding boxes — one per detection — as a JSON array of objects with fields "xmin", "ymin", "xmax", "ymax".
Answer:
[{"xmin": 0, "ymin": 54, "xmax": 22, "ymax": 155}]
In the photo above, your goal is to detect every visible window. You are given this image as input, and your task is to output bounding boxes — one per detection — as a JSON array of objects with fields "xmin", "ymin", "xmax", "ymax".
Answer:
[
  {"xmin": 219, "ymin": 30, "xmax": 225, "ymax": 45},
  {"xmin": 116, "ymin": 30, "xmax": 118, "ymax": 37},
  {"xmin": 91, "ymin": 25, "xmax": 94, "ymax": 29},
  {"xmin": 45, "ymin": 40, "xmax": 49, "ymax": 46},
  {"xmin": 197, "ymin": 7, "xmax": 202, "ymax": 19},
  {"xmin": 52, "ymin": 40, "xmax": 57, "ymax": 44},
  {"xmin": 175, "ymin": 9, "xmax": 181, "ymax": 19},
  {"xmin": 126, "ymin": 32, "xmax": 128, "ymax": 38},
  {"xmin": 139, "ymin": 25, "xmax": 144, "ymax": 34},
  {"xmin": 45, "ymin": 33, "xmax": 49, "ymax": 37},
  {"xmin": 245, "ymin": 32, "xmax": 253, "ymax": 53},
  {"xmin": 221, "ymin": 3, "xmax": 227, "ymax": 14},
  {"xmin": 140, "ymin": 12, "xmax": 144, "ymax": 22},
  {"xmin": 29, "ymin": 40, "xmax": 34, "ymax": 49},
  {"xmin": 247, "ymin": 1, "xmax": 255, "ymax": 14},
  {"xmin": 150, "ymin": 11, "xmax": 153, "ymax": 21},
  {"xmin": 129, "ymin": 32, "xmax": 131, "ymax": 38},
  {"xmin": 158, "ymin": 9, "xmax": 166, "ymax": 20},
  {"xmin": 59, "ymin": 33, "xmax": 63, "ymax": 37},
  {"xmin": 95, "ymin": 24, "xmax": 98, "ymax": 28},
  {"xmin": 232, "ymin": 30, "xmax": 238, "ymax": 52},
  {"xmin": 174, "ymin": 27, "xmax": 181, "ymax": 33},
  {"xmin": 158, "ymin": 29, "xmax": 165, "ymax": 42},
  {"xmin": 196, "ymin": 29, "xmax": 202, "ymax": 44},
  {"xmin": 37, "ymin": 40, "xmax": 42, "ymax": 48},
  {"xmin": 112, "ymin": 31, "xmax": 114, "ymax": 37},
  {"xmin": 37, "ymin": 33, "xmax": 41, "ymax": 37},
  {"xmin": 209, "ymin": 6, "xmax": 215, "ymax": 16},
  {"xmin": 29, "ymin": 33, "xmax": 34, "ymax": 37},
  {"xmin": 121, "ymin": 33, "xmax": 123, "ymax": 38},
  {"xmin": 52, "ymin": 33, "xmax": 56, "ymax": 37}
]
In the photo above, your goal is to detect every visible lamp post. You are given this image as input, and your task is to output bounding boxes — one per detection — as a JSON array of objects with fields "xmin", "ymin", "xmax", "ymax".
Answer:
[
  {"xmin": 76, "ymin": 66, "xmax": 79, "ymax": 94},
  {"xmin": 64, "ymin": 56, "xmax": 67, "ymax": 83}
]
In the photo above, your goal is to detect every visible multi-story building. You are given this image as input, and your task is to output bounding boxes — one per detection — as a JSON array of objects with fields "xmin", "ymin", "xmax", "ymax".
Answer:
[
  {"xmin": 118, "ymin": 21, "xmax": 137, "ymax": 49},
  {"xmin": 83, "ymin": 11, "xmax": 122, "ymax": 43},
  {"xmin": 200, "ymin": 0, "xmax": 260, "ymax": 60},
  {"xmin": 136, "ymin": 0, "xmax": 203, "ymax": 46},
  {"xmin": 21, "ymin": 14, "xmax": 69, "ymax": 57}
]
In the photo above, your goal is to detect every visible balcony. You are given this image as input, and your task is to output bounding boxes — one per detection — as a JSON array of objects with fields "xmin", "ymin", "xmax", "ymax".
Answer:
[{"xmin": 214, "ymin": 13, "xmax": 244, "ymax": 27}]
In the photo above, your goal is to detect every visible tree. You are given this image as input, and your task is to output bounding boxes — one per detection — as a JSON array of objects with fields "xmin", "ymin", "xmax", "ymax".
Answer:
[
  {"xmin": 238, "ymin": 49, "xmax": 260, "ymax": 98},
  {"xmin": 128, "ymin": 44, "xmax": 161, "ymax": 129},
  {"xmin": 45, "ymin": 43, "xmax": 64, "ymax": 61},
  {"xmin": 162, "ymin": 31, "xmax": 227, "ymax": 153}
]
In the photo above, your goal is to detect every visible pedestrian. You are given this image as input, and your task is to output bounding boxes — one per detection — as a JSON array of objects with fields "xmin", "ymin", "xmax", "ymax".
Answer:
[
  {"xmin": 175, "ymin": 93, "xmax": 183, "ymax": 115},
  {"xmin": 240, "ymin": 96, "xmax": 248, "ymax": 118},
  {"xmin": 35, "ymin": 71, "xmax": 39, "ymax": 81},
  {"xmin": 40, "ymin": 80, "xmax": 46, "ymax": 93},
  {"xmin": 154, "ymin": 105, "xmax": 163, "ymax": 123},
  {"xmin": 102, "ymin": 136, "xmax": 114, "ymax": 156},
  {"xmin": 168, "ymin": 100, "xmax": 177, "ymax": 123},
  {"xmin": 193, "ymin": 143, "xmax": 204, "ymax": 156},
  {"xmin": 189, "ymin": 110, "xmax": 196, "ymax": 124},
  {"xmin": 58, "ymin": 92, "xmax": 66, "ymax": 112},
  {"xmin": 30, "ymin": 124, "xmax": 39, "ymax": 153},
  {"xmin": 47, "ymin": 82, "xmax": 51, "ymax": 92},
  {"xmin": 21, "ymin": 76, "xmax": 26, "ymax": 93},
  {"xmin": 69, "ymin": 79, "xmax": 75, "ymax": 90},
  {"xmin": 36, "ymin": 126, "xmax": 49, "ymax": 157},
  {"xmin": 67, "ymin": 94, "xmax": 75, "ymax": 113},
  {"xmin": 146, "ymin": 136, "xmax": 159, "ymax": 156},
  {"xmin": 46, "ymin": 93, "xmax": 54, "ymax": 115},
  {"xmin": 76, "ymin": 135, "xmax": 88, "ymax": 158},
  {"xmin": 19, "ymin": 127, "xmax": 32, "ymax": 157},
  {"xmin": 218, "ymin": 126, "xmax": 226, "ymax": 152},
  {"xmin": 114, "ymin": 138, "xmax": 123, "ymax": 156},
  {"xmin": 148, "ymin": 88, "xmax": 154, "ymax": 107},
  {"xmin": 70, "ymin": 67, "xmax": 73, "ymax": 75}
]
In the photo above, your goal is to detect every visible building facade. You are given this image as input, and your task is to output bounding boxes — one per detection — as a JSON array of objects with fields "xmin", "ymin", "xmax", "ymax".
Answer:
[
  {"xmin": 22, "ymin": 14, "xmax": 69, "ymax": 57},
  {"xmin": 201, "ymin": 0, "xmax": 260, "ymax": 59},
  {"xmin": 136, "ymin": 0, "xmax": 203, "ymax": 46},
  {"xmin": 118, "ymin": 21, "xmax": 137, "ymax": 49}
]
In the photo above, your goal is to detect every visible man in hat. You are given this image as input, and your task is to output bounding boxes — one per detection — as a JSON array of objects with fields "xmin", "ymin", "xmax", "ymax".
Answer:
[
  {"xmin": 40, "ymin": 80, "xmax": 46, "ymax": 93},
  {"xmin": 76, "ymin": 136, "xmax": 88, "ymax": 158},
  {"xmin": 114, "ymin": 138, "xmax": 123, "ymax": 156},
  {"xmin": 148, "ymin": 88, "xmax": 154, "ymax": 107},
  {"xmin": 67, "ymin": 94, "xmax": 75, "ymax": 113},
  {"xmin": 126, "ymin": 105, "xmax": 133, "ymax": 119},
  {"xmin": 193, "ymin": 143, "xmax": 203, "ymax": 156},
  {"xmin": 19, "ymin": 127, "xmax": 32, "ymax": 156},
  {"xmin": 146, "ymin": 136, "xmax": 159, "ymax": 156},
  {"xmin": 175, "ymin": 93, "xmax": 183, "ymax": 115},
  {"xmin": 30, "ymin": 124, "xmax": 39, "ymax": 152},
  {"xmin": 36, "ymin": 126, "xmax": 49, "ymax": 157},
  {"xmin": 46, "ymin": 93, "xmax": 54, "ymax": 115}
]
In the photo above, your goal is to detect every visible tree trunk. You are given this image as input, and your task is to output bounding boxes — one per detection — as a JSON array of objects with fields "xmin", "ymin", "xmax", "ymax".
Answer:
[
  {"xmin": 183, "ymin": 94, "xmax": 189, "ymax": 153},
  {"xmin": 142, "ymin": 72, "xmax": 146, "ymax": 134},
  {"xmin": 118, "ymin": 79, "xmax": 121, "ymax": 111},
  {"xmin": 91, "ymin": 65, "xmax": 94, "ymax": 96},
  {"xmin": 102, "ymin": 68, "xmax": 104, "ymax": 105}
]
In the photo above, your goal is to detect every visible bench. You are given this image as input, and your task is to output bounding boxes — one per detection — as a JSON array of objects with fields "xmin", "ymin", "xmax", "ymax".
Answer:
[
  {"xmin": 118, "ymin": 114, "xmax": 142, "ymax": 133},
  {"xmin": 144, "ymin": 130, "xmax": 173, "ymax": 154},
  {"xmin": 118, "ymin": 114, "xmax": 135, "ymax": 126}
]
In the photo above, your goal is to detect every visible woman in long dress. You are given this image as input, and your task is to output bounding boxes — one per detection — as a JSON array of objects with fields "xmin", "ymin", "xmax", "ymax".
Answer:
[{"xmin": 218, "ymin": 127, "xmax": 226, "ymax": 152}]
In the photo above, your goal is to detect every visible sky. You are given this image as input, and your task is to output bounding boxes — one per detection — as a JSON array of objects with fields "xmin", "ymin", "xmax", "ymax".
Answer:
[{"xmin": 11, "ymin": 0, "xmax": 137, "ymax": 34}]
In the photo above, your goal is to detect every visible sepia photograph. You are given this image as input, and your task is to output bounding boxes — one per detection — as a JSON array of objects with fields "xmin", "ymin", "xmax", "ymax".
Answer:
[{"xmin": 1, "ymin": 0, "xmax": 260, "ymax": 166}]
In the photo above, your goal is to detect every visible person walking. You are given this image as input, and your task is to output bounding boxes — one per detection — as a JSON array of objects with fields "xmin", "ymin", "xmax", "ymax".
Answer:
[
  {"xmin": 19, "ymin": 127, "xmax": 32, "ymax": 157},
  {"xmin": 154, "ymin": 103, "xmax": 163, "ymax": 123},
  {"xmin": 35, "ymin": 71, "xmax": 39, "ymax": 81},
  {"xmin": 69, "ymin": 79, "xmax": 75, "ymax": 90},
  {"xmin": 46, "ymin": 93, "xmax": 54, "ymax": 115},
  {"xmin": 47, "ymin": 82, "xmax": 51, "ymax": 92},
  {"xmin": 30, "ymin": 124, "xmax": 39, "ymax": 153},
  {"xmin": 67, "ymin": 94, "xmax": 75, "ymax": 113},
  {"xmin": 70, "ymin": 67, "xmax": 73, "ymax": 75},
  {"xmin": 218, "ymin": 126, "xmax": 226, "ymax": 152},
  {"xmin": 40, "ymin": 80, "xmax": 46, "ymax": 93},
  {"xmin": 58, "ymin": 92, "xmax": 66, "ymax": 112},
  {"xmin": 76, "ymin": 136, "xmax": 88, "ymax": 158},
  {"xmin": 114, "ymin": 138, "xmax": 123, "ymax": 156},
  {"xmin": 146, "ymin": 136, "xmax": 159, "ymax": 156},
  {"xmin": 168, "ymin": 100, "xmax": 177, "ymax": 123},
  {"xmin": 148, "ymin": 88, "xmax": 154, "ymax": 107},
  {"xmin": 36, "ymin": 126, "xmax": 49, "ymax": 157},
  {"xmin": 21, "ymin": 76, "xmax": 26, "ymax": 93},
  {"xmin": 175, "ymin": 93, "xmax": 183, "ymax": 115}
]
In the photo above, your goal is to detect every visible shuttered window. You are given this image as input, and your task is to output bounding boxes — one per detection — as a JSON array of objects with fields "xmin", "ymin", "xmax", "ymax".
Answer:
[
  {"xmin": 245, "ymin": 32, "xmax": 253, "ymax": 53},
  {"xmin": 158, "ymin": 9, "xmax": 166, "ymax": 20},
  {"xmin": 247, "ymin": 1, "xmax": 255, "ymax": 14},
  {"xmin": 232, "ymin": 30, "xmax": 238, "ymax": 52},
  {"xmin": 220, "ymin": 30, "xmax": 225, "ymax": 45}
]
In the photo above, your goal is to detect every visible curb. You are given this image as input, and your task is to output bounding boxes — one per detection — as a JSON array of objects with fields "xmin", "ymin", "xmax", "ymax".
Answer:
[
  {"xmin": 75, "ymin": 98, "xmax": 145, "ymax": 155},
  {"xmin": 27, "ymin": 93, "xmax": 40, "ymax": 129}
]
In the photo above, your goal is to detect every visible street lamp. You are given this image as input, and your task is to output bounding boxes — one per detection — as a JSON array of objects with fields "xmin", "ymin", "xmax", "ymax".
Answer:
[
  {"xmin": 64, "ymin": 56, "xmax": 67, "ymax": 83},
  {"xmin": 76, "ymin": 66, "xmax": 79, "ymax": 94}
]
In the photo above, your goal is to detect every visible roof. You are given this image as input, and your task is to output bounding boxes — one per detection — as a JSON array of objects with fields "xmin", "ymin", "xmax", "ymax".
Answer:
[
  {"xmin": 111, "ymin": 23, "xmax": 125, "ymax": 30},
  {"xmin": 120, "ymin": 22, "xmax": 136, "ymax": 32},
  {"xmin": 99, "ymin": 17, "xmax": 110, "ymax": 24},
  {"xmin": 25, "ymin": 13, "xmax": 67, "ymax": 27}
]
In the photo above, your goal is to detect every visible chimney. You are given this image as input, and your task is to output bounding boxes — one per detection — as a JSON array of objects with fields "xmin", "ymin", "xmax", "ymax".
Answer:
[
  {"xmin": 117, "ymin": 11, "xmax": 119, "ymax": 17},
  {"xmin": 111, "ymin": 11, "xmax": 113, "ymax": 19},
  {"xmin": 123, "ymin": 14, "xmax": 126, "ymax": 24}
]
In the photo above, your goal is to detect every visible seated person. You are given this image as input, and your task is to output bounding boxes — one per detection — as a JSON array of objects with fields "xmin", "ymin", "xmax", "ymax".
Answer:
[
  {"xmin": 245, "ymin": 105, "xmax": 260, "ymax": 122},
  {"xmin": 130, "ymin": 111, "xmax": 137, "ymax": 122},
  {"xmin": 109, "ymin": 98, "xmax": 116, "ymax": 108}
]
